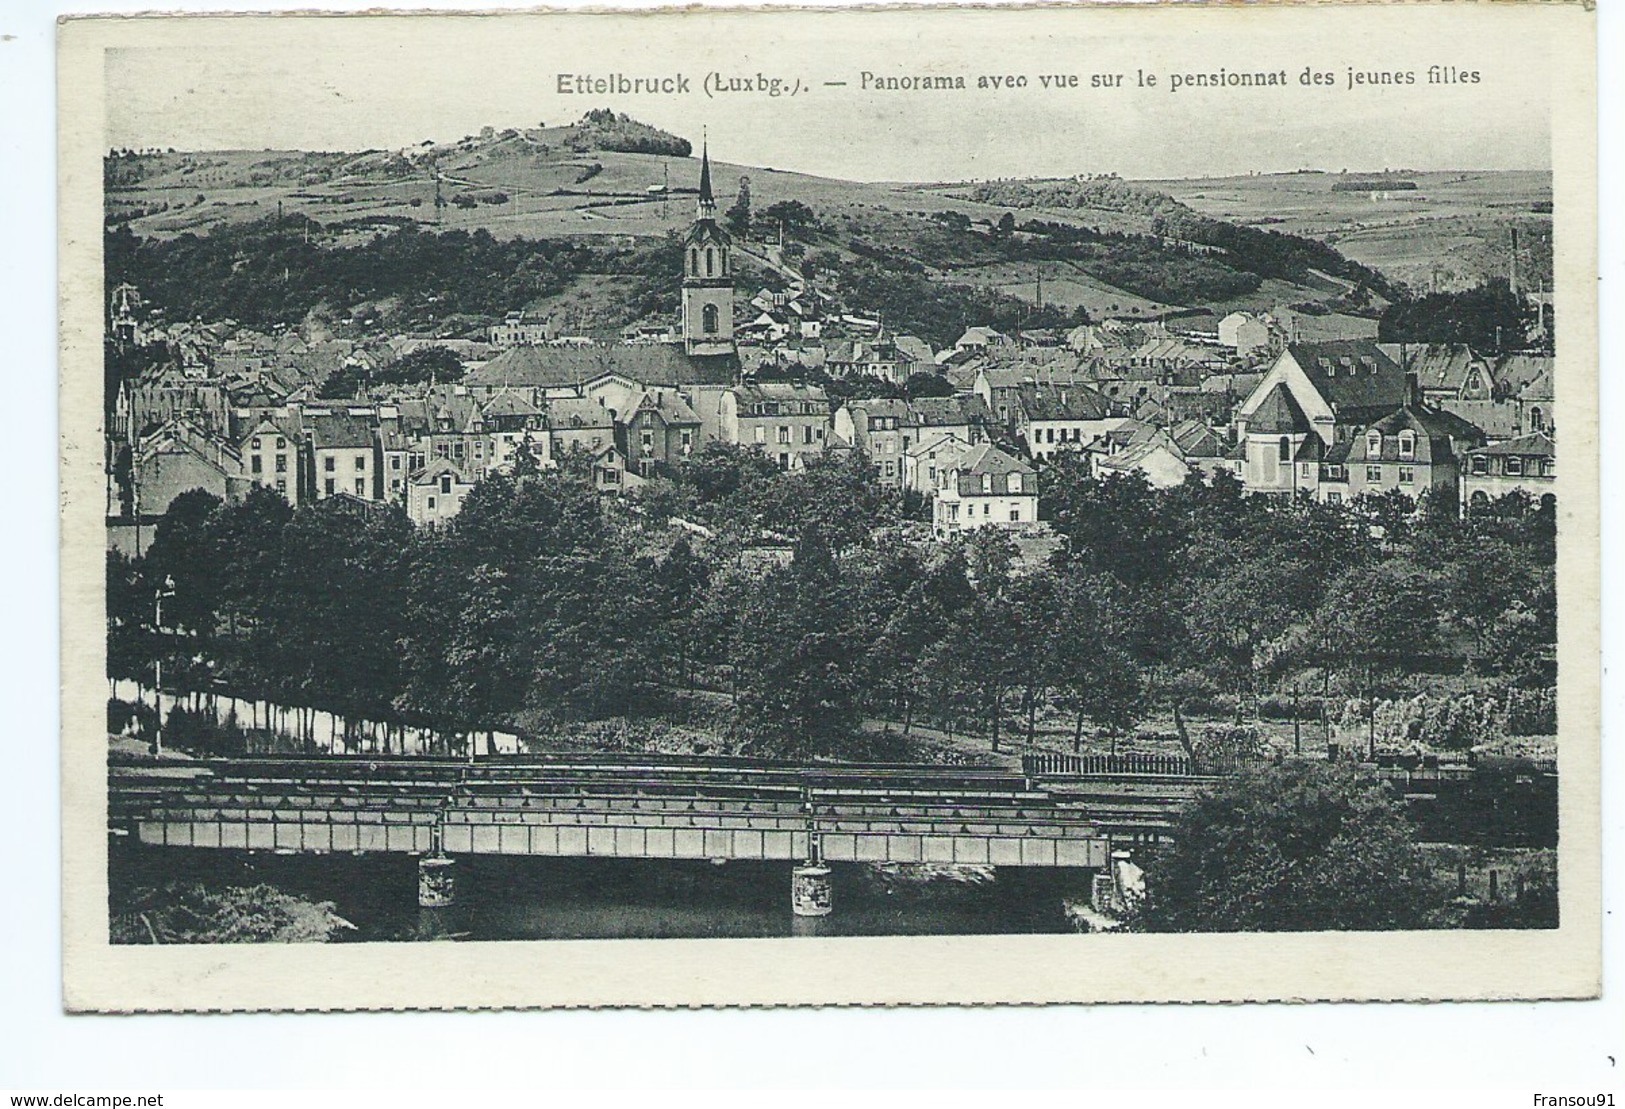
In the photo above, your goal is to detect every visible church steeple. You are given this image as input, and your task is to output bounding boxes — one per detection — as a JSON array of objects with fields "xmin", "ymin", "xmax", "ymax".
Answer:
[
  {"xmin": 697, "ymin": 139, "xmax": 716, "ymax": 221},
  {"xmin": 695, "ymin": 139, "xmax": 715, "ymax": 219},
  {"xmin": 681, "ymin": 135, "xmax": 732, "ymax": 357}
]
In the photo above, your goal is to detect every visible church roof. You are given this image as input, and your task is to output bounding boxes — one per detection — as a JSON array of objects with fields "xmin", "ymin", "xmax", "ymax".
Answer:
[
  {"xmin": 465, "ymin": 343, "xmax": 737, "ymax": 389},
  {"xmin": 699, "ymin": 143, "xmax": 714, "ymax": 204},
  {"xmin": 1249, "ymin": 382, "xmax": 1312, "ymax": 434},
  {"xmin": 1287, "ymin": 340, "xmax": 1407, "ymax": 418}
]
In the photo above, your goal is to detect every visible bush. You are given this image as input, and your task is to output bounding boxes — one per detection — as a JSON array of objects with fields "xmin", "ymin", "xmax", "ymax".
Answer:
[{"xmin": 1138, "ymin": 762, "xmax": 1435, "ymax": 932}]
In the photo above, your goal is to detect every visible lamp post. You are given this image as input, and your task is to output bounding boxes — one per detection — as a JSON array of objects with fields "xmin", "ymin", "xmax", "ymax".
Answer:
[{"xmin": 151, "ymin": 574, "xmax": 175, "ymax": 756}]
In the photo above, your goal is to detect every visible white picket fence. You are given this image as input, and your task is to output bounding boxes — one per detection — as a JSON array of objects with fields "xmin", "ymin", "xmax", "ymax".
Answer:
[{"xmin": 109, "ymin": 678, "xmax": 522, "ymax": 757}]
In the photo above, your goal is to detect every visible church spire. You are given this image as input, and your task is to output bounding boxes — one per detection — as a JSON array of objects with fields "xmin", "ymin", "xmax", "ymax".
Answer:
[{"xmin": 697, "ymin": 137, "xmax": 716, "ymax": 221}]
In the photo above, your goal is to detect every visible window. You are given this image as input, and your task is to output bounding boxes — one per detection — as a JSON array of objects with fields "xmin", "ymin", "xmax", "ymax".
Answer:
[
  {"xmin": 252, "ymin": 437, "xmax": 263, "ymax": 450},
  {"xmin": 325, "ymin": 478, "xmax": 336, "ymax": 496},
  {"xmin": 1010, "ymin": 507, "xmax": 1021, "ymax": 522},
  {"xmin": 981, "ymin": 472, "xmax": 992, "ymax": 494},
  {"xmin": 702, "ymin": 303, "xmax": 719, "ymax": 335},
  {"xmin": 1530, "ymin": 407, "xmax": 1544, "ymax": 431},
  {"xmin": 681, "ymin": 430, "xmax": 692, "ymax": 452},
  {"xmin": 440, "ymin": 474, "xmax": 452, "ymax": 495},
  {"xmin": 689, "ymin": 248, "xmax": 698, "ymax": 275},
  {"xmin": 983, "ymin": 503, "xmax": 990, "ymax": 517},
  {"xmin": 883, "ymin": 460, "xmax": 895, "ymax": 478},
  {"xmin": 1398, "ymin": 465, "xmax": 1416, "ymax": 485},
  {"xmin": 275, "ymin": 437, "xmax": 285, "ymax": 450},
  {"xmin": 1046, "ymin": 428, "xmax": 1056, "ymax": 444},
  {"xmin": 1327, "ymin": 491, "xmax": 1342, "ymax": 505},
  {"xmin": 1300, "ymin": 463, "xmax": 1312, "ymax": 479},
  {"xmin": 355, "ymin": 478, "xmax": 366, "ymax": 496},
  {"xmin": 427, "ymin": 496, "xmax": 436, "ymax": 511},
  {"xmin": 1472, "ymin": 456, "xmax": 1488, "ymax": 475},
  {"xmin": 275, "ymin": 479, "xmax": 287, "ymax": 494},
  {"xmin": 754, "ymin": 426, "xmax": 766, "ymax": 445},
  {"xmin": 705, "ymin": 248, "xmax": 715, "ymax": 276},
  {"xmin": 802, "ymin": 425, "xmax": 813, "ymax": 445},
  {"xmin": 640, "ymin": 430, "xmax": 653, "ymax": 455},
  {"xmin": 355, "ymin": 454, "xmax": 367, "ymax": 470},
  {"xmin": 1469, "ymin": 491, "xmax": 1489, "ymax": 511},
  {"xmin": 452, "ymin": 442, "xmax": 464, "ymax": 460},
  {"xmin": 1278, "ymin": 436, "xmax": 1291, "ymax": 463},
  {"xmin": 1398, "ymin": 432, "xmax": 1416, "ymax": 460},
  {"xmin": 1366, "ymin": 465, "xmax": 1382, "ymax": 484},
  {"xmin": 1007, "ymin": 472, "xmax": 1022, "ymax": 494},
  {"xmin": 1504, "ymin": 456, "xmax": 1524, "ymax": 476},
  {"xmin": 391, "ymin": 456, "xmax": 401, "ymax": 471},
  {"xmin": 777, "ymin": 426, "xmax": 791, "ymax": 445},
  {"xmin": 325, "ymin": 456, "xmax": 336, "ymax": 472},
  {"xmin": 251, "ymin": 455, "xmax": 263, "ymax": 475},
  {"xmin": 1366, "ymin": 431, "xmax": 1382, "ymax": 456},
  {"xmin": 778, "ymin": 453, "xmax": 789, "ymax": 470}
]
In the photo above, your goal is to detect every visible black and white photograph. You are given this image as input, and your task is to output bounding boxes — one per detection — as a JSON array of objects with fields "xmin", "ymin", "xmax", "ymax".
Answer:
[{"xmin": 55, "ymin": 3, "xmax": 1600, "ymax": 1011}]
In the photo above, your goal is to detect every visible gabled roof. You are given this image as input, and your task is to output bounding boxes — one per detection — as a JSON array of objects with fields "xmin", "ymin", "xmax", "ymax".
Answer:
[
  {"xmin": 626, "ymin": 389, "xmax": 702, "ymax": 425},
  {"xmin": 1466, "ymin": 430, "xmax": 1555, "ymax": 458},
  {"xmin": 1406, "ymin": 343, "xmax": 1492, "ymax": 395},
  {"xmin": 1499, "ymin": 354, "xmax": 1554, "ymax": 402},
  {"xmin": 547, "ymin": 397, "xmax": 615, "ymax": 430},
  {"xmin": 408, "ymin": 457, "xmax": 477, "ymax": 485},
  {"xmin": 480, "ymin": 391, "xmax": 542, "ymax": 420},
  {"xmin": 304, "ymin": 411, "xmax": 375, "ymax": 451},
  {"xmin": 465, "ymin": 342, "xmax": 737, "ymax": 390},
  {"xmin": 1169, "ymin": 418, "xmax": 1229, "ymax": 459},
  {"xmin": 1248, "ymin": 383, "xmax": 1312, "ymax": 435},
  {"xmin": 1351, "ymin": 403, "xmax": 1486, "ymax": 464},
  {"xmin": 1287, "ymin": 340, "xmax": 1407, "ymax": 416},
  {"xmin": 957, "ymin": 443, "xmax": 1034, "ymax": 479},
  {"xmin": 1014, "ymin": 381, "xmax": 1111, "ymax": 422}
]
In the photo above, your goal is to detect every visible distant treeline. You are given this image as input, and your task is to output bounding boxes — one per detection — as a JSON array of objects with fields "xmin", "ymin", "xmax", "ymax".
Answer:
[
  {"xmin": 963, "ymin": 176, "xmax": 1398, "ymax": 298},
  {"xmin": 104, "ymin": 217, "xmax": 681, "ymax": 332}
]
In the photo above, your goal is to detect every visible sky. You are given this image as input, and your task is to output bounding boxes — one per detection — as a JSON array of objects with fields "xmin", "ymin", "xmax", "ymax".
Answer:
[{"xmin": 97, "ymin": 6, "xmax": 1553, "ymax": 182}]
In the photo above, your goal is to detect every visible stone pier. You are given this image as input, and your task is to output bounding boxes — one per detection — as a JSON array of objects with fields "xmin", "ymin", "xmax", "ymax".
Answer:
[
  {"xmin": 417, "ymin": 854, "xmax": 458, "ymax": 908},
  {"xmin": 791, "ymin": 863, "xmax": 833, "ymax": 917}
]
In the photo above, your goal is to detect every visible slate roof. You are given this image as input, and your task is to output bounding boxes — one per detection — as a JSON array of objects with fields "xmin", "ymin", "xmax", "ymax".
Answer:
[
  {"xmin": 464, "ymin": 342, "xmax": 738, "ymax": 390},
  {"xmin": 1014, "ymin": 382, "xmax": 1111, "ymax": 422},
  {"xmin": 304, "ymin": 411, "xmax": 375, "ymax": 451},
  {"xmin": 1288, "ymin": 340, "xmax": 1408, "ymax": 418},
  {"xmin": 1468, "ymin": 430, "xmax": 1555, "ymax": 458},
  {"xmin": 1248, "ymin": 382, "xmax": 1312, "ymax": 434}
]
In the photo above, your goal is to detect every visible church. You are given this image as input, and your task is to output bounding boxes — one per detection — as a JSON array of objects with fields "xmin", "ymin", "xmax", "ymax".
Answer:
[{"xmin": 463, "ymin": 145, "xmax": 741, "ymax": 397}]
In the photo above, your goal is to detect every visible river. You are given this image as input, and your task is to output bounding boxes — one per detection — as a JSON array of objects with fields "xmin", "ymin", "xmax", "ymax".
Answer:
[{"xmin": 109, "ymin": 841, "xmax": 1088, "ymax": 941}]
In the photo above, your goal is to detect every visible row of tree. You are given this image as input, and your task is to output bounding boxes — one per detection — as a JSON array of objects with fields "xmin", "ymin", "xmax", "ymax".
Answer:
[{"xmin": 108, "ymin": 442, "xmax": 1556, "ymax": 763}]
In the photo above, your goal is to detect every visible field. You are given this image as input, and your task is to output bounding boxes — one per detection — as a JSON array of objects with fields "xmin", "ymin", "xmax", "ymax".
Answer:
[{"xmin": 1139, "ymin": 170, "xmax": 1553, "ymax": 292}]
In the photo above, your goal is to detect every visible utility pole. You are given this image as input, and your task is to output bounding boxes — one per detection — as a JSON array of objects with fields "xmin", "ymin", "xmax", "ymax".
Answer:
[{"xmin": 151, "ymin": 575, "xmax": 175, "ymax": 756}]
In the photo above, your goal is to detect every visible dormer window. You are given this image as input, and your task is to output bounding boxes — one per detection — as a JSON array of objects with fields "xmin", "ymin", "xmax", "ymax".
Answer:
[
  {"xmin": 1007, "ymin": 472, "xmax": 1021, "ymax": 495},
  {"xmin": 1530, "ymin": 407, "xmax": 1544, "ymax": 431},
  {"xmin": 1398, "ymin": 431, "xmax": 1416, "ymax": 460},
  {"xmin": 981, "ymin": 472, "xmax": 992, "ymax": 494},
  {"xmin": 1367, "ymin": 431, "xmax": 1383, "ymax": 456}
]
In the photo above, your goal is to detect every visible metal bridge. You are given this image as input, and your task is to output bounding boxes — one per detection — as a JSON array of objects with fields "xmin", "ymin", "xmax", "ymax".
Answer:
[{"xmin": 110, "ymin": 753, "xmax": 1120, "ymax": 870}]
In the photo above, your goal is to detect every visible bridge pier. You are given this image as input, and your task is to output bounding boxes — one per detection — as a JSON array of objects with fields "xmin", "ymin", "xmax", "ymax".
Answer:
[
  {"xmin": 418, "ymin": 854, "xmax": 458, "ymax": 908},
  {"xmin": 791, "ymin": 863, "xmax": 833, "ymax": 917}
]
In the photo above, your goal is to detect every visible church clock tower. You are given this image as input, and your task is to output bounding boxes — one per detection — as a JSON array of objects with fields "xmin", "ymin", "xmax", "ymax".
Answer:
[{"xmin": 681, "ymin": 143, "xmax": 734, "ymax": 357}]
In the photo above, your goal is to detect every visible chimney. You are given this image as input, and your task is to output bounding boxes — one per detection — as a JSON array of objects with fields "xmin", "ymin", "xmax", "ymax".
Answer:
[{"xmin": 1404, "ymin": 370, "xmax": 1420, "ymax": 408}]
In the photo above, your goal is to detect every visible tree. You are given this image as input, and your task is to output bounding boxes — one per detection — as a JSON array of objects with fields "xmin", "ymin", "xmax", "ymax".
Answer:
[
  {"xmin": 725, "ymin": 175, "xmax": 752, "ymax": 237},
  {"xmin": 1138, "ymin": 761, "xmax": 1435, "ymax": 932},
  {"xmin": 902, "ymin": 371, "xmax": 956, "ymax": 400},
  {"xmin": 757, "ymin": 200, "xmax": 816, "ymax": 239}
]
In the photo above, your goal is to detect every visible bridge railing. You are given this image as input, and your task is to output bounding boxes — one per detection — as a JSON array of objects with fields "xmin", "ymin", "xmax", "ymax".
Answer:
[{"xmin": 1022, "ymin": 751, "xmax": 1198, "ymax": 778}]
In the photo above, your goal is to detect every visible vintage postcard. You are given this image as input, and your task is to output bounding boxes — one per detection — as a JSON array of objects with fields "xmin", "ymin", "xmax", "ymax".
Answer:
[{"xmin": 59, "ymin": 2, "xmax": 1599, "ymax": 1011}]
